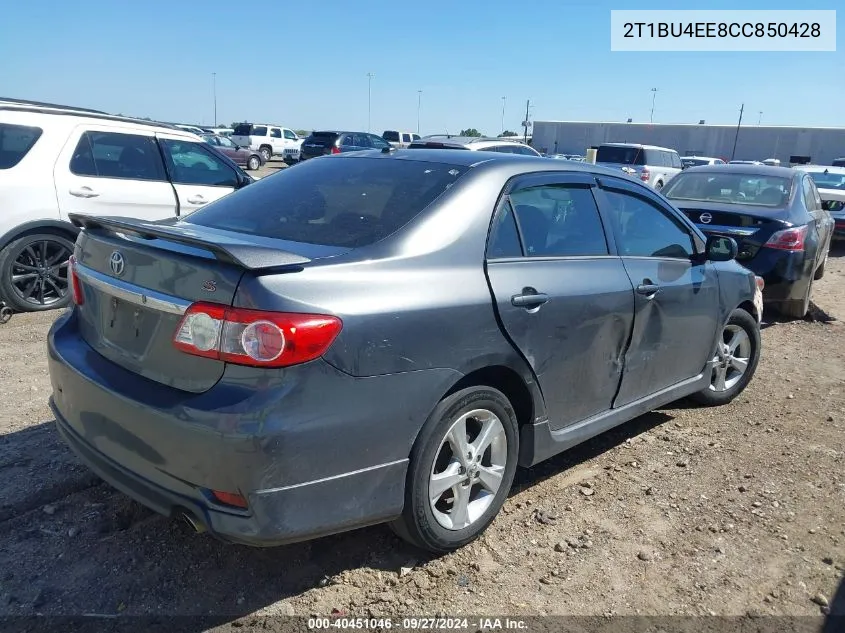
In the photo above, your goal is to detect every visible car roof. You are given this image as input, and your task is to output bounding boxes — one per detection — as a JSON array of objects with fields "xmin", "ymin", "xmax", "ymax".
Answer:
[
  {"xmin": 0, "ymin": 101, "xmax": 187, "ymax": 134},
  {"xmin": 796, "ymin": 165, "xmax": 845, "ymax": 174},
  {"xmin": 599, "ymin": 142, "xmax": 677, "ymax": 152},
  {"xmin": 681, "ymin": 164, "xmax": 798, "ymax": 178}
]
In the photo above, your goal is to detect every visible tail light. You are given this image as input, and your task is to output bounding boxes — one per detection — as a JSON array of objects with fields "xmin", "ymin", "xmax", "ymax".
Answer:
[
  {"xmin": 764, "ymin": 225, "xmax": 807, "ymax": 251},
  {"xmin": 640, "ymin": 169, "xmax": 650, "ymax": 182},
  {"xmin": 68, "ymin": 255, "xmax": 84, "ymax": 305},
  {"xmin": 755, "ymin": 276, "xmax": 765, "ymax": 291},
  {"xmin": 173, "ymin": 302, "xmax": 342, "ymax": 368},
  {"xmin": 331, "ymin": 146, "xmax": 341, "ymax": 155},
  {"xmin": 210, "ymin": 490, "xmax": 248, "ymax": 509}
]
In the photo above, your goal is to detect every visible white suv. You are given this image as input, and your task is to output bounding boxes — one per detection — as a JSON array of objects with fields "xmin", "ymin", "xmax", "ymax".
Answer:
[
  {"xmin": 595, "ymin": 143, "xmax": 683, "ymax": 190},
  {"xmin": 0, "ymin": 100, "xmax": 253, "ymax": 312},
  {"xmin": 230, "ymin": 123, "xmax": 303, "ymax": 163}
]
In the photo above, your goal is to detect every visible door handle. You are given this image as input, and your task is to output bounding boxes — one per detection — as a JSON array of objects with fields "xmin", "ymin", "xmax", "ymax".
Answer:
[
  {"xmin": 186, "ymin": 195, "xmax": 207, "ymax": 205},
  {"xmin": 69, "ymin": 186, "xmax": 99, "ymax": 198},
  {"xmin": 636, "ymin": 282, "xmax": 660, "ymax": 296},
  {"xmin": 511, "ymin": 289, "xmax": 549, "ymax": 308}
]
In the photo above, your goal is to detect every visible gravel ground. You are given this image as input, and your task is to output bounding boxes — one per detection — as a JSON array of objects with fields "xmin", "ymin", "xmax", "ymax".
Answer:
[{"xmin": 0, "ymin": 243, "xmax": 843, "ymax": 631}]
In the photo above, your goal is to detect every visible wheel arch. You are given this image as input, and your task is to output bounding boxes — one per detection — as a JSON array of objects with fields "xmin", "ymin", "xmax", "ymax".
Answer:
[{"xmin": 0, "ymin": 220, "xmax": 80, "ymax": 252}]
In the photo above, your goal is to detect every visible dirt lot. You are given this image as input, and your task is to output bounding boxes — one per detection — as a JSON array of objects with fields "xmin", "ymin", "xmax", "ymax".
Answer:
[{"xmin": 1, "ymin": 243, "xmax": 844, "ymax": 630}]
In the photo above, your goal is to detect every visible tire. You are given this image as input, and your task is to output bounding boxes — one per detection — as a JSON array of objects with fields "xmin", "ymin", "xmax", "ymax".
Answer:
[
  {"xmin": 779, "ymin": 279, "xmax": 812, "ymax": 319},
  {"xmin": 814, "ymin": 253, "xmax": 827, "ymax": 280},
  {"xmin": 0, "ymin": 233, "xmax": 75, "ymax": 312},
  {"xmin": 259, "ymin": 146, "xmax": 272, "ymax": 162},
  {"xmin": 247, "ymin": 155, "xmax": 261, "ymax": 171},
  {"xmin": 688, "ymin": 308, "xmax": 761, "ymax": 407},
  {"xmin": 390, "ymin": 386, "xmax": 519, "ymax": 553}
]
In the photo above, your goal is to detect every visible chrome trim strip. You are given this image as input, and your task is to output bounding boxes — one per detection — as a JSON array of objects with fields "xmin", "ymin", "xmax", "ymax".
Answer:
[
  {"xmin": 254, "ymin": 459, "xmax": 409, "ymax": 495},
  {"xmin": 75, "ymin": 263, "xmax": 191, "ymax": 315}
]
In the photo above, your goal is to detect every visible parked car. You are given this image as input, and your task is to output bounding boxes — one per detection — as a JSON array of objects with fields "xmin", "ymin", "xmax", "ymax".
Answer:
[
  {"xmin": 408, "ymin": 136, "xmax": 542, "ymax": 156},
  {"xmin": 797, "ymin": 165, "xmax": 845, "ymax": 240},
  {"xmin": 299, "ymin": 131, "xmax": 392, "ymax": 160},
  {"xmin": 0, "ymin": 100, "xmax": 253, "ymax": 312},
  {"xmin": 383, "ymin": 130, "xmax": 421, "ymax": 148},
  {"xmin": 662, "ymin": 164, "xmax": 834, "ymax": 318},
  {"xmin": 682, "ymin": 156, "xmax": 725, "ymax": 169},
  {"xmin": 174, "ymin": 124, "xmax": 207, "ymax": 136},
  {"xmin": 831, "ymin": 158, "xmax": 845, "ymax": 167},
  {"xmin": 48, "ymin": 149, "xmax": 762, "ymax": 553},
  {"xmin": 728, "ymin": 160, "xmax": 764, "ymax": 166},
  {"xmin": 762, "ymin": 158, "xmax": 781, "ymax": 167},
  {"xmin": 595, "ymin": 143, "xmax": 682, "ymax": 190},
  {"xmin": 202, "ymin": 134, "xmax": 264, "ymax": 171},
  {"xmin": 230, "ymin": 123, "xmax": 302, "ymax": 164}
]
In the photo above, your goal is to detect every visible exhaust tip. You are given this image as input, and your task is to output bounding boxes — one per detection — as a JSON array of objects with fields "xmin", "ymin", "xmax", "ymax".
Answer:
[{"xmin": 179, "ymin": 511, "xmax": 207, "ymax": 534}]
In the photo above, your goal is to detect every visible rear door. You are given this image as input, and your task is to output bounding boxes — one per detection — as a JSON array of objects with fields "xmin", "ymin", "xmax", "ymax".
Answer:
[
  {"xmin": 803, "ymin": 175, "xmax": 834, "ymax": 269},
  {"xmin": 485, "ymin": 173, "xmax": 635, "ymax": 430},
  {"xmin": 595, "ymin": 177, "xmax": 719, "ymax": 404},
  {"xmin": 54, "ymin": 125, "xmax": 177, "ymax": 221},
  {"xmin": 269, "ymin": 127, "xmax": 284, "ymax": 155},
  {"xmin": 156, "ymin": 135, "xmax": 240, "ymax": 215}
]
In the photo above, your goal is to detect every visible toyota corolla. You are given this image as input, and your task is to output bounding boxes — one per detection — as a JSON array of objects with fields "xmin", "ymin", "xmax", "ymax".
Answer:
[{"xmin": 48, "ymin": 149, "xmax": 762, "ymax": 552}]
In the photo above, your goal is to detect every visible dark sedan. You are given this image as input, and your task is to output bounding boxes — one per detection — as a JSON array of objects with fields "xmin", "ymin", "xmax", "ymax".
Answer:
[
  {"xmin": 49, "ymin": 151, "xmax": 761, "ymax": 553},
  {"xmin": 299, "ymin": 131, "xmax": 391, "ymax": 160},
  {"xmin": 662, "ymin": 165, "xmax": 834, "ymax": 318},
  {"xmin": 201, "ymin": 134, "xmax": 264, "ymax": 171}
]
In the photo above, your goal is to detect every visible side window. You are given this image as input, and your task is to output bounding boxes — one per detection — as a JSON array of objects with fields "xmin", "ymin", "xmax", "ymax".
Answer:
[
  {"xmin": 517, "ymin": 145, "xmax": 538, "ymax": 156},
  {"xmin": 383, "ymin": 131, "xmax": 399, "ymax": 142},
  {"xmin": 412, "ymin": 134, "xmax": 421, "ymax": 141},
  {"xmin": 602, "ymin": 189, "xmax": 693, "ymax": 258},
  {"xmin": 802, "ymin": 177, "xmax": 819, "ymax": 211},
  {"xmin": 283, "ymin": 129, "xmax": 298, "ymax": 140},
  {"xmin": 510, "ymin": 184, "xmax": 609, "ymax": 257},
  {"xmin": 401, "ymin": 133, "xmax": 412, "ymax": 143},
  {"xmin": 218, "ymin": 136, "xmax": 236, "ymax": 148},
  {"xmin": 0, "ymin": 123, "xmax": 42, "ymax": 169},
  {"xmin": 353, "ymin": 134, "xmax": 371, "ymax": 147},
  {"xmin": 670, "ymin": 152, "xmax": 682, "ymax": 169},
  {"xmin": 340, "ymin": 134, "xmax": 355, "ymax": 146},
  {"xmin": 160, "ymin": 139, "xmax": 238, "ymax": 188},
  {"xmin": 487, "ymin": 202, "xmax": 523, "ymax": 258},
  {"xmin": 270, "ymin": 128, "xmax": 282, "ymax": 139},
  {"xmin": 69, "ymin": 131, "xmax": 166, "ymax": 181},
  {"xmin": 369, "ymin": 134, "xmax": 390, "ymax": 149},
  {"xmin": 252, "ymin": 126, "xmax": 267, "ymax": 136}
]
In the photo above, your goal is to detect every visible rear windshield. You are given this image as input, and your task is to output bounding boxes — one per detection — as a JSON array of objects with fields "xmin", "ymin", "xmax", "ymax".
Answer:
[
  {"xmin": 233, "ymin": 123, "xmax": 252, "ymax": 136},
  {"xmin": 306, "ymin": 132, "xmax": 340, "ymax": 146},
  {"xmin": 0, "ymin": 123, "xmax": 43, "ymax": 169},
  {"xmin": 186, "ymin": 157, "xmax": 468, "ymax": 248},
  {"xmin": 682, "ymin": 158, "xmax": 709, "ymax": 168},
  {"xmin": 596, "ymin": 145, "xmax": 645, "ymax": 165},
  {"xmin": 383, "ymin": 131, "xmax": 399, "ymax": 142},
  {"xmin": 662, "ymin": 172, "xmax": 792, "ymax": 207},
  {"xmin": 807, "ymin": 171, "xmax": 845, "ymax": 190}
]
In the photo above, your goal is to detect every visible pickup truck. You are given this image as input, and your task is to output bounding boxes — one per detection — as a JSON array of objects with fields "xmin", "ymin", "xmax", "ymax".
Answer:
[
  {"xmin": 382, "ymin": 131, "xmax": 421, "ymax": 148},
  {"xmin": 231, "ymin": 123, "xmax": 303, "ymax": 164}
]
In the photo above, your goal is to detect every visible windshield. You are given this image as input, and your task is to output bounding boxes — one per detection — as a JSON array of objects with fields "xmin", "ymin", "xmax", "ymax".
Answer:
[
  {"xmin": 807, "ymin": 171, "xmax": 845, "ymax": 190},
  {"xmin": 596, "ymin": 145, "xmax": 644, "ymax": 165},
  {"xmin": 186, "ymin": 157, "xmax": 468, "ymax": 248},
  {"xmin": 662, "ymin": 172, "xmax": 792, "ymax": 207}
]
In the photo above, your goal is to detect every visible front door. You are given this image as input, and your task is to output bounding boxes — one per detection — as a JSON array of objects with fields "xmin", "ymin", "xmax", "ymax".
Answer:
[
  {"xmin": 484, "ymin": 173, "xmax": 635, "ymax": 430},
  {"xmin": 156, "ymin": 136, "xmax": 240, "ymax": 216},
  {"xmin": 54, "ymin": 125, "xmax": 177, "ymax": 222},
  {"xmin": 595, "ymin": 177, "xmax": 720, "ymax": 406}
]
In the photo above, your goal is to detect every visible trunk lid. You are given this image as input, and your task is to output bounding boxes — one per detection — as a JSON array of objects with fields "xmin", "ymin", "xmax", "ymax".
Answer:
[
  {"xmin": 69, "ymin": 215, "xmax": 346, "ymax": 393},
  {"xmin": 673, "ymin": 201, "xmax": 790, "ymax": 262}
]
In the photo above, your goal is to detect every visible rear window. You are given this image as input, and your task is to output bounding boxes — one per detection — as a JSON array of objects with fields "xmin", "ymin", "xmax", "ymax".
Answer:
[
  {"xmin": 0, "ymin": 123, "xmax": 42, "ymax": 169},
  {"xmin": 186, "ymin": 157, "xmax": 468, "ymax": 248},
  {"xmin": 807, "ymin": 171, "xmax": 845, "ymax": 190},
  {"xmin": 682, "ymin": 158, "xmax": 709, "ymax": 168},
  {"xmin": 306, "ymin": 132, "xmax": 340, "ymax": 146},
  {"xmin": 596, "ymin": 145, "xmax": 645, "ymax": 165},
  {"xmin": 233, "ymin": 123, "xmax": 252, "ymax": 136},
  {"xmin": 383, "ymin": 131, "xmax": 399, "ymax": 142},
  {"xmin": 662, "ymin": 172, "xmax": 793, "ymax": 207}
]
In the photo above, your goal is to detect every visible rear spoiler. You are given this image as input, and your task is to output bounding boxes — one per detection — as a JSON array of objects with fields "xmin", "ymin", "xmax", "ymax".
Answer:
[{"xmin": 68, "ymin": 214, "xmax": 311, "ymax": 270}]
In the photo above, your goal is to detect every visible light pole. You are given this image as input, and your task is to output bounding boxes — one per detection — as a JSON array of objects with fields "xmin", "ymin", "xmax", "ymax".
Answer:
[
  {"xmin": 366, "ymin": 72, "xmax": 375, "ymax": 132},
  {"xmin": 417, "ymin": 90, "xmax": 422, "ymax": 135},
  {"xmin": 758, "ymin": 111, "xmax": 763, "ymax": 125},
  {"xmin": 212, "ymin": 72, "xmax": 217, "ymax": 127},
  {"xmin": 650, "ymin": 87, "xmax": 658, "ymax": 124},
  {"xmin": 501, "ymin": 96, "xmax": 506, "ymax": 134}
]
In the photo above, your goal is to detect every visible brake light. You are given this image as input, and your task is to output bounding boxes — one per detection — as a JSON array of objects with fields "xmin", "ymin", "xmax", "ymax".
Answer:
[
  {"xmin": 764, "ymin": 225, "xmax": 807, "ymax": 251},
  {"xmin": 331, "ymin": 146, "xmax": 341, "ymax": 154},
  {"xmin": 69, "ymin": 255, "xmax": 84, "ymax": 305},
  {"xmin": 173, "ymin": 302, "xmax": 342, "ymax": 368},
  {"xmin": 755, "ymin": 276, "xmax": 765, "ymax": 291},
  {"xmin": 210, "ymin": 490, "xmax": 248, "ymax": 509},
  {"xmin": 640, "ymin": 169, "xmax": 650, "ymax": 182}
]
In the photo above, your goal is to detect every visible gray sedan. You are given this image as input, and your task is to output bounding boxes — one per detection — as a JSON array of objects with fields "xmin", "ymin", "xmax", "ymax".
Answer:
[{"xmin": 48, "ymin": 150, "xmax": 762, "ymax": 553}]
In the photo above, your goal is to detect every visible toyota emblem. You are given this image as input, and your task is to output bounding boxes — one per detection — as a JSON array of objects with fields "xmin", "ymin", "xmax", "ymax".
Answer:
[
  {"xmin": 109, "ymin": 251, "xmax": 125, "ymax": 276},
  {"xmin": 699, "ymin": 212, "xmax": 713, "ymax": 224}
]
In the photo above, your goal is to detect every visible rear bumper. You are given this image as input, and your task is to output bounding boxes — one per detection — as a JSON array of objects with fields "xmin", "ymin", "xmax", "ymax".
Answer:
[
  {"xmin": 738, "ymin": 248, "xmax": 811, "ymax": 304},
  {"xmin": 47, "ymin": 310, "xmax": 458, "ymax": 546}
]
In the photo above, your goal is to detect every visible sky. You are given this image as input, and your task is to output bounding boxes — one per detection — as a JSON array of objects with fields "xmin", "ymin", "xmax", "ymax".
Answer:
[{"xmin": 1, "ymin": 0, "xmax": 842, "ymax": 135}]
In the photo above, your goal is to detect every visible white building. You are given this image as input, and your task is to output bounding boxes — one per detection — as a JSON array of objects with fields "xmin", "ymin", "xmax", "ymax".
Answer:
[{"xmin": 531, "ymin": 120, "xmax": 845, "ymax": 165}]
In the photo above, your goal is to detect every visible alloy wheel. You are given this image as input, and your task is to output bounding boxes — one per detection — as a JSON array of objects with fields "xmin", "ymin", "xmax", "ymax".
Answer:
[
  {"xmin": 428, "ymin": 408, "xmax": 507, "ymax": 530},
  {"xmin": 9, "ymin": 239, "xmax": 70, "ymax": 307},
  {"xmin": 709, "ymin": 324, "xmax": 751, "ymax": 392}
]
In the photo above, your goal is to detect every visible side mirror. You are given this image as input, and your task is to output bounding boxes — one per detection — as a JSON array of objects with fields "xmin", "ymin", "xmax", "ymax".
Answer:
[{"xmin": 705, "ymin": 235, "xmax": 738, "ymax": 262}]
